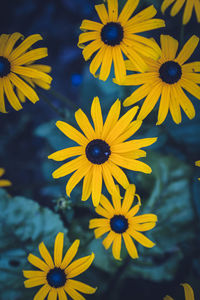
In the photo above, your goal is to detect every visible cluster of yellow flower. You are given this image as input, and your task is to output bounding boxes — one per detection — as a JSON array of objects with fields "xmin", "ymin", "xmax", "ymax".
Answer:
[{"xmin": 0, "ymin": 0, "xmax": 200, "ymax": 299}]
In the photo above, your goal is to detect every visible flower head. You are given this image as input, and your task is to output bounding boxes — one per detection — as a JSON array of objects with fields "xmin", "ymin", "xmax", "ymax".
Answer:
[
  {"xmin": 89, "ymin": 184, "xmax": 157, "ymax": 260},
  {"xmin": 118, "ymin": 35, "xmax": 200, "ymax": 124},
  {"xmin": 161, "ymin": 0, "xmax": 200, "ymax": 25},
  {"xmin": 164, "ymin": 283, "xmax": 195, "ymax": 300},
  {"xmin": 195, "ymin": 160, "xmax": 200, "ymax": 180},
  {"xmin": 48, "ymin": 97, "xmax": 157, "ymax": 207},
  {"xmin": 0, "ymin": 33, "xmax": 52, "ymax": 113},
  {"xmin": 23, "ymin": 233, "xmax": 96, "ymax": 300},
  {"xmin": 78, "ymin": 0, "xmax": 165, "ymax": 83},
  {"xmin": 0, "ymin": 168, "xmax": 11, "ymax": 187}
]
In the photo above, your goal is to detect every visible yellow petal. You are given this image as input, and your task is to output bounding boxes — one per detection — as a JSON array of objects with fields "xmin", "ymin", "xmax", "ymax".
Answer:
[
  {"xmin": 195, "ymin": 160, "xmax": 200, "ymax": 167},
  {"xmin": 3, "ymin": 32, "xmax": 23, "ymax": 58},
  {"xmin": 176, "ymin": 84, "xmax": 195, "ymax": 120},
  {"xmin": 163, "ymin": 296, "xmax": 174, "ymax": 300},
  {"xmin": 137, "ymin": 82, "xmax": 162, "ymax": 120},
  {"xmin": 99, "ymin": 194, "xmax": 115, "ymax": 213},
  {"xmin": 133, "ymin": 222, "xmax": 156, "ymax": 231},
  {"xmin": 8, "ymin": 72, "xmax": 39, "ymax": 104},
  {"xmin": 48, "ymin": 146, "xmax": 83, "ymax": 161},
  {"xmin": 92, "ymin": 165, "xmax": 102, "ymax": 207},
  {"xmin": 23, "ymin": 270, "xmax": 46, "ymax": 279},
  {"xmin": 47, "ymin": 289, "xmax": 57, "ymax": 300},
  {"xmin": 57, "ymin": 288, "xmax": 68, "ymax": 300},
  {"xmin": 89, "ymin": 218, "xmax": 109, "ymax": 229},
  {"xmin": 9, "ymin": 34, "xmax": 43, "ymax": 61},
  {"xmin": 123, "ymin": 232, "xmax": 138, "ymax": 259},
  {"xmin": 61, "ymin": 240, "xmax": 80, "ymax": 269},
  {"xmin": 102, "ymin": 231, "xmax": 115, "ymax": 249},
  {"xmin": 161, "ymin": 0, "xmax": 176, "ymax": 14},
  {"xmin": 91, "ymin": 96, "xmax": 103, "ymax": 138},
  {"xmin": 33, "ymin": 284, "xmax": 50, "ymax": 300},
  {"xmin": 176, "ymin": 35, "xmax": 199, "ymax": 65},
  {"xmin": 24, "ymin": 277, "xmax": 46, "ymax": 288},
  {"xmin": 11, "ymin": 65, "xmax": 52, "ymax": 84},
  {"xmin": 126, "ymin": 5, "xmax": 157, "ymax": 26},
  {"xmin": 94, "ymin": 226, "xmax": 110, "ymax": 238},
  {"xmin": 81, "ymin": 169, "xmax": 93, "ymax": 201},
  {"xmin": 3, "ymin": 77, "xmax": 22, "ymax": 111},
  {"xmin": 102, "ymin": 99, "xmax": 121, "ymax": 140},
  {"xmin": 0, "ymin": 80, "xmax": 7, "ymax": 113},
  {"xmin": 0, "ymin": 180, "xmax": 12, "ymax": 187},
  {"xmin": 67, "ymin": 279, "xmax": 97, "ymax": 294},
  {"xmin": 160, "ymin": 34, "xmax": 178, "ymax": 60},
  {"xmin": 110, "ymin": 153, "xmax": 152, "ymax": 174},
  {"xmin": 107, "ymin": 0, "xmax": 118, "ymax": 22},
  {"xmin": 78, "ymin": 31, "xmax": 100, "ymax": 49},
  {"xmin": 39, "ymin": 242, "xmax": 54, "ymax": 269},
  {"xmin": 121, "ymin": 42, "xmax": 148, "ymax": 72},
  {"xmin": 181, "ymin": 77, "xmax": 200, "ymax": 100},
  {"xmin": 89, "ymin": 44, "xmax": 106, "ymax": 76},
  {"xmin": 118, "ymin": 0, "xmax": 139, "ymax": 25},
  {"xmin": 75, "ymin": 109, "xmax": 95, "ymax": 140},
  {"xmin": 123, "ymin": 83, "xmax": 153, "ymax": 107},
  {"xmin": 112, "ymin": 45, "xmax": 126, "ymax": 84},
  {"xmin": 181, "ymin": 283, "xmax": 195, "ymax": 300},
  {"xmin": 156, "ymin": 84, "xmax": 170, "ymax": 125},
  {"xmin": 108, "ymin": 161, "xmax": 129, "ymax": 190},
  {"xmin": 54, "ymin": 232, "xmax": 64, "ymax": 267},
  {"xmin": 66, "ymin": 161, "xmax": 91, "ymax": 197},
  {"xmin": 99, "ymin": 46, "xmax": 113, "ymax": 81},
  {"xmin": 80, "ymin": 20, "xmax": 103, "ymax": 32},
  {"xmin": 95, "ymin": 4, "xmax": 109, "ymax": 24},
  {"xmin": 129, "ymin": 230, "xmax": 155, "ymax": 248},
  {"xmin": 56, "ymin": 121, "xmax": 88, "ymax": 146},
  {"xmin": 113, "ymin": 120, "xmax": 142, "ymax": 144},
  {"xmin": 0, "ymin": 168, "xmax": 5, "ymax": 177},
  {"xmin": 102, "ymin": 162, "xmax": 118, "ymax": 196},
  {"xmin": 170, "ymin": 0, "xmax": 185, "ymax": 17},
  {"xmin": 169, "ymin": 84, "xmax": 182, "ymax": 124},
  {"xmin": 112, "ymin": 234, "xmax": 122, "ymax": 260},
  {"xmin": 111, "ymin": 138, "xmax": 157, "ymax": 153},
  {"xmin": 66, "ymin": 253, "xmax": 95, "ymax": 278},
  {"xmin": 52, "ymin": 156, "xmax": 86, "ymax": 179},
  {"xmin": 0, "ymin": 34, "xmax": 10, "ymax": 56},
  {"xmin": 64, "ymin": 286, "xmax": 85, "ymax": 300},
  {"xmin": 82, "ymin": 39, "xmax": 103, "ymax": 61},
  {"xmin": 121, "ymin": 184, "xmax": 135, "ymax": 214}
]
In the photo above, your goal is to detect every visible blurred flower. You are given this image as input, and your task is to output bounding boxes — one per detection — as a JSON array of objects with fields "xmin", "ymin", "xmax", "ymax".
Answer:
[
  {"xmin": 78, "ymin": 0, "xmax": 165, "ymax": 83},
  {"xmin": 23, "ymin": 232, "xmax": 96, "ymax": 300},
  {"xmin": 48, "ymin": 97, "xmax": 157, "ymax": 207},
  {"xmin": 89, "ymin": 184, "xmax": 157, "ymax": 260},
  {"xmin": 0, "ymin": 168, "xmax": 11, "ymax": 187},
  {"xmin": 0, "ymin": 33, "xmax": 52, "ymax": 113},
  {"xmin": 164, "ymin": 283, "xmax": 195, "ymax": 300},
  {"xmin": 161, "ymin": 0, "xmax": 200, "ymax": 25},
  {"xmin": 117, "ymin": 35, "xmax": 200, "ymax": 125},
  {"xmin": 195, "ymin": 160, "xmax": 200, "ymax": 180}
]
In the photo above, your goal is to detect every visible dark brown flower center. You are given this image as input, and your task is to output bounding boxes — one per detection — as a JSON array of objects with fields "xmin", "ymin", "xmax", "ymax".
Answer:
[
  {"xmin": 0, "ymin": 56, "xmax": 11, "ymax": 77},
  {"xmin": 110, "ymin": 215, "xmax": 128, "ymax": 233},
  {"xmin": 101, "ymin": 22, "xmax": 124, "ymax": 46},
  {"xmin": 159, "ymin": 61, "xmax": 182, "ymax": 84},
  {"xmin": 86, "ymin": 139, "xmax": 111, "ymax": 164},
  {"xmin": 47, "ymin": 267, "xmax": 66, "ymax": 288}
]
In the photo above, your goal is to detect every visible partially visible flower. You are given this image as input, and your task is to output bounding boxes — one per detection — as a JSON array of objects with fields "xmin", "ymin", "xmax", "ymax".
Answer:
[
  {"xmin": 164, "ymin": 283, "xmax": 195, "ymax": 300},
  {"xmin": 89, "ymin": 184, "xmax": 157, "ymax": 260},
  {"xmin": 0, "ymin": 33, "xmax": 52, "ymax": 113},
  {"xmin": 23, "ymin": 232, "xmax": 96, "ymax": 300},
  {"xmin": 78, "ymin": 0, "xmax": 165, "ymax": 83},
  {"xmin": 0, "ymin": 168, "xmax": 11, "ymax": 187},
  {"xmin": 195, "ymin": 160, "xmax": 200, "ymax": 180},
  {"xmin": 116, "ymin": 35, "xmax": 200, "ymax": 125},
  {"xmin": 161, "ymin": 0, "xmax": 200, "ymax": 25},
  {"xmin": 48, "ymin": 97, "xmax": 157, "ymax": 207}
]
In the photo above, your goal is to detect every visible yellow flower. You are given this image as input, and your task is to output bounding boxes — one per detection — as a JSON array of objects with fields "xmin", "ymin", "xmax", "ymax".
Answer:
[
  {"xmin": 161, "ymin": 0, "xmax": 200, "ymax": 25},
  {"xmin": 89, "ymin": 184, "xmax": 157, "ymax": 260},
  {"xmin": 48, "ymin": 97, "xmax": 157, "ymax": 207},
  {"xmin": 23, "ymin": 233, "xmax": 96, "ymax": 300},
  {"xmin": 78, "ymin": 0, "xmax": 165, "ymax": 83},
  {"xmin": 195, "ymin": 160, "xmax": 200, "ymax": 180},
  {"xmin": 164, "ymin": 283, "xmax": 195, "ymax": 300},
  {"xmin": 0, "ymin": 168, "xmax": 11, "ymax": 187},
  {"xmin": 118, "ymin": 35, "xmax": 200, "ymax": 125},
  {"xmin": 0, "ymin": 33, "xmax": 52, "ymax": 113}
]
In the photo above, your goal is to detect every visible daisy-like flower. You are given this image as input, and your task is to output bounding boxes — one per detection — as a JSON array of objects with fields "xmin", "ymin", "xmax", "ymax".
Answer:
[
  {"xmin": 164, "ymin": 283, "xmax": 195, "ymax": 300},
  {"xmin": 117, "ymin": 34, "xmax": 200, "ymax": 125},
  {"xmin": 0, "ymin": 168, "xmax": 11, "ymax": 187},
  {"xmin": 89, "ymin": 184, "xmax": 157, "ymax": 260},
  {"xmin": 0, "ymin": 32, "xmax": 52, "ymax": 113},
  {"xmin": 161, "ymin": 0, "xmax": 200, "ymax": 25},
  {"xmin": 23, "ymin": 232, "xmax": 96, "ymax": 300},
  {"xmin": 195, "ymin": 160, "xmax": 200, "ymax": 180},
  {"xmin": 48, "ymin": 97, "xmax": 157, "ymax": 207},
  {"xmin": 78, "ymin": 0, "xmax": 165, "ymax": 83}
]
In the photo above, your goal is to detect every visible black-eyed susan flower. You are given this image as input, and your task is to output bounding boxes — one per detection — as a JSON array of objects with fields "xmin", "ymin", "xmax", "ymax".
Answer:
[
  {"xmin": 89, "ymin": 184, "xmax": 157, "ymax": 260},
  {"xmin": 164, "ymin": 283, "xmax": 195, "ymax": 300},
  {"xmin": 78, "ymin": 0, "xmax": 165, "ymax": 83},
  {"xmin": 195, "ymin": 160, "xmax": 200, "ymax": 180},
  {"xmin": 48, "ymin": 97, "xmax": 157, "ymax": 207},
  {"xmin": 0, "ymin": 168, "xmax": 11, "ymax": 187},
  {"xmin": 118, "ymin": 35, "xmax": 200, "ymax": 125},
  {"xmin": 0, "ymin": 32, "xmax": 52, "ymax": 113},
  {"xmin": 161, "ymin": 0, "xmax": 200, "ymax": 25},
  {"xmin": 23, "ymin": 232, "xmax": 96, "ymax": 300}
]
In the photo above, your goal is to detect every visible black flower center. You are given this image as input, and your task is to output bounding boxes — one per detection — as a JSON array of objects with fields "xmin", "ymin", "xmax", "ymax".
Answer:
[
  {"xmin": 159, "ymin": 61, "xmax": 182, "ymax": 84},
  {"xmin": 101, "ymin": 22, "xmax": 124, "ymax": 46},
  {"xmin": 86, "ymin": 139, "xmax": 111, "ymax": 164},
  {"xmin": 47, "ymin": 267, "xmax": 66, "ymax": 288},
  {"xmin": 0, "ymin": 56, "xmax": 11, "ymax": 77},
  {"xmin": 110, "ymin": 215, "xmax": 128, "ymax": 233}
]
